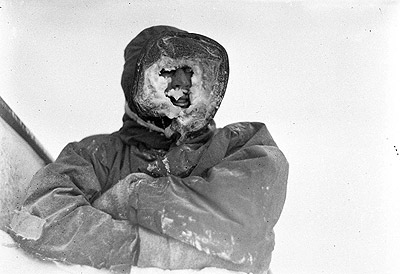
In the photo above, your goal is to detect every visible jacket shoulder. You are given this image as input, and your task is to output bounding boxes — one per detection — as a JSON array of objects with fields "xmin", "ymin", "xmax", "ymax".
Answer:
[
  {"xmin": 78, "ymin": 133, "xmax": 121, "ymax": 147},
  {"xmin": 223, "ymin": 121, "xmax": 267, "ymax": 133},
  {"xmin": 220, "ymin": 121, "xmax": 277, "ymax": 147},
  {"xmin": 57, "ymin": 132, "xmax": 124, "ymax": 162}
]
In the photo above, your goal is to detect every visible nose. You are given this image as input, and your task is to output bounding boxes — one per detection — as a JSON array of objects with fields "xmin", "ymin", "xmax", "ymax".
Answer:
[{"xmin": 171, "ymin": 68, "xmax": 192, "ymax": 90}]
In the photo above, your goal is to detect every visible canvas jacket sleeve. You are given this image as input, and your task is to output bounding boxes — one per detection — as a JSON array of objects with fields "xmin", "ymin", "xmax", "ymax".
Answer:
[
  {"xmin": 9, "ymin": 121, "xmax": 288, "ymax": 274},
  {"xmin": 9, "ymin": 138, "xmax": 139, "ymax": 272}
]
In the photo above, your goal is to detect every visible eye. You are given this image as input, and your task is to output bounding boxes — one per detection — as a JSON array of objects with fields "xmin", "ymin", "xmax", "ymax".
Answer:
[{"xmin": 181, "ymin": 66, "xmax": 194, "ymax": 76}]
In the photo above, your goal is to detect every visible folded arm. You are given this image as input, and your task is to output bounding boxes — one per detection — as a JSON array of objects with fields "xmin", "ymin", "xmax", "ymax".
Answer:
[
  {"xmin": 9, "ymin": 140, "xmax": 139, "ymax": 272},
  {"xmin": 97, "ymin": 123, "xmax": 289, "ymax": 273}
]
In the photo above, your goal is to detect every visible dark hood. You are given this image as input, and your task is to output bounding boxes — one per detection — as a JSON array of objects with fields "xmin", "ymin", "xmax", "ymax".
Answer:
[{"xmin": 121, "ymin": 25, "xmax": 229, "ymax": 143}]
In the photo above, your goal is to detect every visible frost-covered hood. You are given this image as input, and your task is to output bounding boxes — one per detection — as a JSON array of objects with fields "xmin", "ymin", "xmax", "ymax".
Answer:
[{"xmin": 121, "ymin": 25, "xmax": 229, "ymax": 143}]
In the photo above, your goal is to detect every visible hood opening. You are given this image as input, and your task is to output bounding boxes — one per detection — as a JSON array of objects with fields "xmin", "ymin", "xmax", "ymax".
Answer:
[{"xmin": 137, "ymin": 56, "xmax": 219, "ymax": 120}]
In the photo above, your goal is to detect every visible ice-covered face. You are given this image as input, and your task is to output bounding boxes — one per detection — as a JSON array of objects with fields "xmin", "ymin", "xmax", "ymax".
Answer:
[
  {"xmin": 136, "ymin": 55, "xmax": 214, "ymax": 121},
  {"xmin": 160, "ymin": 66, "xmax": 194, "ymax": 108},
  {"xmin": 133, "ymin": 55, "xmax": 223, "ymax": 141}
]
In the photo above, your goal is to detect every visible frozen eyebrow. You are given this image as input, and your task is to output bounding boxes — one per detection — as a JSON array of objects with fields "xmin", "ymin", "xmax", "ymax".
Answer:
[
  {"xmin": 159, "ymin": 66, "xmax": 193, "ymax": 76},
  {"xmin": 159, "ymin": 67, "xmax": 176, "ymax": 76}
]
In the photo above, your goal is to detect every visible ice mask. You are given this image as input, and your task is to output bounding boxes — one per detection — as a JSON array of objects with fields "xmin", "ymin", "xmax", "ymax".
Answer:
[{"xmin": 134, "ymin": 56, "xmax": 222, "ymax": 141}]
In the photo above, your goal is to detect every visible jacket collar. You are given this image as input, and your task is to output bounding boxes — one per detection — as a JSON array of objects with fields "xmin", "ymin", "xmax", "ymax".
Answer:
[{"xmin": 118, "ymin": 103, "xmax": 216, "ymax": 150}]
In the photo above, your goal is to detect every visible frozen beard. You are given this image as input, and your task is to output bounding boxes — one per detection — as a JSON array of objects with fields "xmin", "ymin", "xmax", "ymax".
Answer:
[{"xmin": 133, "ymin": 55, "xmax": 222, "ymax": 142}]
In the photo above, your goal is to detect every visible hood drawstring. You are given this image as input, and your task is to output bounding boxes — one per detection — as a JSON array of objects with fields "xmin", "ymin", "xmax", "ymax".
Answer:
[{"xmin": 124, "ymin": 102, "xmax": 175, "ymax": 138}]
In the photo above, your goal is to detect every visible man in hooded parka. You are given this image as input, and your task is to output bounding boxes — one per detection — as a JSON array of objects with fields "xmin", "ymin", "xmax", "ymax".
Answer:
[{"xmin": 9, "ymin": 26, "xmax": 289, "ymax": 274}]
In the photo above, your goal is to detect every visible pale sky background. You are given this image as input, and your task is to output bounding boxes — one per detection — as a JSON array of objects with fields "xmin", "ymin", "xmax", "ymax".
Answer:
[{"xmin": 1, "ymin": 0, "xmax": 400, "ymax": 274}]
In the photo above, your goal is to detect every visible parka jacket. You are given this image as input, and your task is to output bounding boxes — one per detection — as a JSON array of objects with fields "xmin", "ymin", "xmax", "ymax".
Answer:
[{"xmin": 10, "ymin": 26, "xmax": 289, "ymax": 274}]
